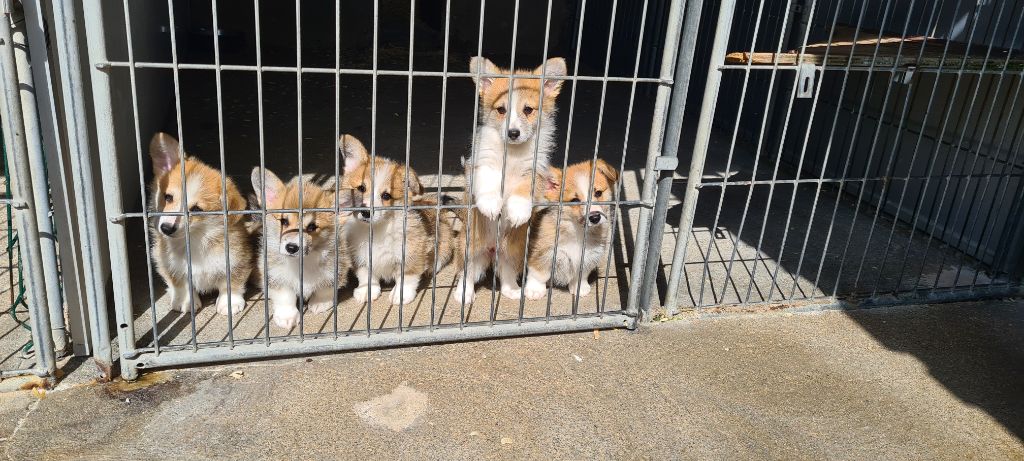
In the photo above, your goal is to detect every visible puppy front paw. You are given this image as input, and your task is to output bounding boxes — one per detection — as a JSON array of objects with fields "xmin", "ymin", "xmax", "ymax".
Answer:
[
  {"xmin": 309, "ymin": 299, "xmax": 335, "ymax": 314},
  {"xmin": 568, "ymin": 280, "xmax": 592, "ymax": 297},
  {"xmin": 390, "ymin": 284, "xmax": 418, "ymax": 305},
  {"xmin": 476, "ymin": 194, "xmax": 503, "ymax": 219},
  {"xmin": 216, "ymin": 293, "xmax": 246, "ymax": 316},
  {"xmin": 353, "ymin": 285, "xmax": 382, "ymax": 303},
  {"xmin": 524, "ymin": 278, "xmax": 548, "ymax": 300},
  {"xmin": 504, "ymin": 195, "xmax": 533, "ymax": 227},
  {"xmin": 500, "ymin": 284, "xmax": 522, "ymax": 300},
  {"xmin": 272, "ymin": 306, "xmax": 300, "ymax": 330},
  {"xmin": 169, "ymin": 289, "xmax": 200, "ymax": 313},
  {"xmin": 453, "ymin": 280, "xmax": 475, "ymax": 305}
]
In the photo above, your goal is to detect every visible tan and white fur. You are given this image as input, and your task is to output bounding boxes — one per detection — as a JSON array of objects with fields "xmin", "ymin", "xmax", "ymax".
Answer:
[
  {"xmin": 338, "ymin": 135, "xmax": 454, "ymax": 305},
  {"xmin": 524, "ymin": 159, "xmax": 619, "ymax": 299},
  {"xmin": 251, "ymin": 168, "xmax": 352, "ymax": 330},
  {"xmin": 148, "ymin": 132, "xmax": 253, "ymax": 316},
  {"xmin": 453, "ymin": 56, "xmax": 567, "ymax": 305}
]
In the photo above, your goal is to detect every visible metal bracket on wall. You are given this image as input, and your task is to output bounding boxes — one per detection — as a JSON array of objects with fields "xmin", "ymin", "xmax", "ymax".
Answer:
[
  {"xmin": 895, "ymin": 66, "xmax": 915, "ymax": 85},
  {"xmin": 796, "ymin": 62, "xmax": 816, "ymax": 99}
]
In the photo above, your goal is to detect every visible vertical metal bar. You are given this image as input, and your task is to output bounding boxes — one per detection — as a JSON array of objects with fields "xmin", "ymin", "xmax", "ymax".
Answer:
[
  {"xmin": 626, "ymin": 0, "xmax": 687, "ymax": 318},
  {"xmin": 294, "ymin": 0, "xmax": 305, "ymax": 340},
  {"xmin": 210, "ymin": 0, "xmax": 235, "ymax": 346},
  {"xmin": 0, "ymin": 1, "xmax": 55, "ymax": 376},
  {"xmin": 23, "ymin": 0, "xmax": 90, "ymax": 356},
  {"xmin": 164, "ymin": 0, "xmax": 200, "ymax": 351},
  {"xmin": 396, "ymin": 0, "xmax": 416, "ymax": 326},
  {"xmin": 332, "ymin": 0, "xmax": 341, "ymax": 338},
  {"xmin": 119, "ymin": 0, "xmax": 161, "ymax": 355},
  {"xmin": 515, "ymin": 0, "xmax": 554, "ymax": 322},
  {"xmin": 254, "ymin": 0, "xmax": 272, "ymax": 346},
  {"xmin": 429, "ymin": 0, "xmax": 452, "ymax": 330},
  {"xmin": 569, "ymin": 0, "xmax": 620, "ymax": 316},
  {"xmin": 599, "ymin": 0, "xmax": 651, "ymax": 315},
  {"xmin": 543, "ymin": 0, "xmax": 585, "ymax": 320},
  {"xmin": 659, "ymin": 0, "xmax": 720, "ymax": 314},
  {"xmin": 365, "ymin": 0, "xmax": 378, "ymax": 335},
  {"xmin": 8, "ymin": 7, "xmax": 67, "ymax": 354},
  {"xmin": 54, "ymin": 0, "xmax": 116, "ymax": 379}
]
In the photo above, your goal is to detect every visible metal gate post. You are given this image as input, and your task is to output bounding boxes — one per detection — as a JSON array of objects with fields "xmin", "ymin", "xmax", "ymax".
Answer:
[
  {"xmin": 636, "ymin": 0, "xmax": 708, "ymax": 317},
  {"xmin": 79, "ymin": 0, "xmax": 138, "ymax": 380},
  {"xmin": 51, "ymin": 0, "xmax": 115, "ymax": 379},
  {"xmin": 10, "ymin": 2, "xmax": 68, "ymax": 355},
  {"xmin": 0, "ymin": 0, "xmax": 56, "ymax": 378},
  {"xmin": 625, "ymin": 0, "xmax": 686, "ymax": 319},
  {"xmin": 663, "ymin": 0, "xmax": 738, "ymax": 315}
]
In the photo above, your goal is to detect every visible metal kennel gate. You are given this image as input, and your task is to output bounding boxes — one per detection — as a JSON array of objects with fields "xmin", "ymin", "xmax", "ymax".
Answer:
[
  {"xmin": 73, "ymin": 0, "xmax": 700, "ymax": 379},
  {"xmin": 664, "ymin": 0, "xmax": 1024, "ymax": 314}
]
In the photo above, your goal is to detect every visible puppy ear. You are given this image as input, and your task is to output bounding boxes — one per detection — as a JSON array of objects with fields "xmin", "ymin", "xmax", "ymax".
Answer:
[
  {"xmin": 250, "ymin": 167, "xmax": 284, "ymax": 206},
  {"xmin": 535, "ymin": 57, "xmax": 567, "ymax": 96},
  {"xmin": 594, "ymin": 158, "xmax": 619, "ymax": 185},
  {"xmin": 469, "ymin": 56, "xmax": 501, "ymax": 94},
  {"xmin": 544, "ymin": 166, "xmax": 563, "ymax": 202},
  {"xmin": 397, "ymin": 166, "xmax": 424, "ymax": 200},
  {"xmin": 339, "ymin": 134, "xmax": 369, "ymax": 174},
  {"xmin": 149, "ymin": 132, "xmax": 182, "ymax": 176}
]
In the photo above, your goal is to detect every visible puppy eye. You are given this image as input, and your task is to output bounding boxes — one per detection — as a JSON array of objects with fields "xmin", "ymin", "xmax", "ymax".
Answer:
[
  {"xmin": 569, "ymin": 197, "xmax": 581, "ymax": 203},
  {"xmin": 356, "ymin": 184, "xmax": 366, "ymax": 193},
  {"xmin": 594, "ymin": 190, "xmax": 603, "ymax": 198},
  {"xmin": 279, "ymin": 217, "xmax": 289, "ymax": 226},
  {"xmin": 381, "ymin": 192, "xmax": 393, "ymax": 201},
  {"xmin": 164, "ymin": 194, "xmax": 174, "ymax": 203},
  {"xmin": 305, "ymin": 222, "xmax": 318, "ymax": 233},
  {"xmin": 523, "ymin": 106, "xmax": 534, "ymax": 115},
  {"xmin": 190, "ymin": 205, "xmax": 202, "ymax": 212},
  {"xmin": 496, "ymin": 106, "xmax": 506, "ymax": 115}
]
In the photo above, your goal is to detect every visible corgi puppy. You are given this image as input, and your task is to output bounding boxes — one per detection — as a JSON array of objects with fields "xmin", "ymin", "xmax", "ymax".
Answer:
[
  {"xmin": 524, "ymin": 159, "xmax": 619, "ymax": 299},
  {"xmin": 251, "ymin": 168, "xmax": 352, "ymax": 330},
  {"xmin": 453, "ymin": 56, "xmax": 567, "ymax": 304},
  {"xmin": 338, "ymin": 134, "xmax": 454, "ymax": 305},
  {"xmin": 148, "ymin": 132, "xmax": 253, "ymax": 316}
]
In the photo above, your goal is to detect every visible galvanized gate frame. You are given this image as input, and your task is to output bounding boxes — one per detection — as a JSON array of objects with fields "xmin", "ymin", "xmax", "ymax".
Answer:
[
  {"xmin": 70, "ymin": 0, "xmax": 703, "ymax": 379},
  {"xmin": 0, "ymin": 0, "xmax": 56, "ymax": 380}
]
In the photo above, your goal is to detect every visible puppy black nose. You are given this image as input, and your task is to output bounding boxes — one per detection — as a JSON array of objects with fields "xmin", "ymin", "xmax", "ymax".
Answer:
[
  {"xmin": 507, "ymin": 128, "xmax": 520, "ymax": 140},
  {"xmin": 285, "ymin": 243, "xmax": 300, "ymax": 254},
  {"xmin": 159, "ymin": 222, "xmax": 177, "ymax": 235},
  {"xmin": 357, "ymin": 210, "xmax": 371, "ymax": 220},
  {"xmin": 588, "ymin": 212, "xmax": 602, "ymax": 225}
]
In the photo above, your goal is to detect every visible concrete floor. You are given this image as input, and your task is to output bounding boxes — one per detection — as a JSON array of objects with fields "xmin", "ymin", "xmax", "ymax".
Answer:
[{"xmin": 1, "ymin": 301, "xmax": 1022, "ymax": 459}]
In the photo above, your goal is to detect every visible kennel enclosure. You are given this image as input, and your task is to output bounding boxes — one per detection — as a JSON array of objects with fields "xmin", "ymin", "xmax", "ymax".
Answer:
[{"xmin": 0, "ymin": 0, "xmax": 1020, "ymax": 380}]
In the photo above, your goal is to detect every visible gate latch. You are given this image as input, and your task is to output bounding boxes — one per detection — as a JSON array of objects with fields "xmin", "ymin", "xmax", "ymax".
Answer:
[
  {"xmin": 796, "ymin": 62, "xmax": 816, "ymax": 99},
  {"xmin": 654, "ymin": 156, "xmax": 678, "ymax": 172}
]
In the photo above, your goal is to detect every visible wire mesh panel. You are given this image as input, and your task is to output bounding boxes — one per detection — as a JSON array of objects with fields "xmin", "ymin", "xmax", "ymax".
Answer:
[
  {"xmin": 79, "ymin": 0, "xmax": 692, "ymax": 378},
  {"xmin": 666, "ymin": 0, "xmax": 1024, "ymax": 314}
]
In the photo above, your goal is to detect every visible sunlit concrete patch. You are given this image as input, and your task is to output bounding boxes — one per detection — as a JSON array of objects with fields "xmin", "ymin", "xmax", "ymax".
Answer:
[{"xmin": 353, "ymin": 383, "xmax": 428, "ymax": 432}]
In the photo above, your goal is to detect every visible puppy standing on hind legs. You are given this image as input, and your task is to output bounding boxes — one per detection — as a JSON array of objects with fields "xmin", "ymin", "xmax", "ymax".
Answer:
[
  {"xmin": 148, "ymin": 132, "xmax": 254, "ymax": 316},
  {"xmin": 251, "ymin": 168, "xmax": 352, "ymax": 330},
  {"xmin": 524, "ymin": 159, "xmax": 619, "ymax": 300},
  {"xmin": 453, "ymin": 55, "xmax": 567, "ymax": 305}
]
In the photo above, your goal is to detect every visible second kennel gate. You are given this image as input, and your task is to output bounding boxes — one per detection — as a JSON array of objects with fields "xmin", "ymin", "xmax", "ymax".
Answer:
[
  {"xmin": 665, "ymin": 0, "xmax": 1024, "ymax": 314},
  {"xmin": 76, "ymin": 0, "xmax": 698, "ymax": 379}
]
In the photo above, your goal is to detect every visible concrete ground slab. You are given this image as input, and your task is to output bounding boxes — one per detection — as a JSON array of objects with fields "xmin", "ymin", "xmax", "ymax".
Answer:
[{"xmin": 2, "ymin": 300, "xmax": 1022, "ymax": 460}]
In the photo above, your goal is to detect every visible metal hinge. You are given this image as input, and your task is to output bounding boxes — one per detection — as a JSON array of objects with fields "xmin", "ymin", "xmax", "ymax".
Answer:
[
  {"xmin": 895, "ymin": 66, "xmax": 915, "ymax": 85},
  {"xmin": 654, "ymin": 156, "xmax": 679, "ymax": 171}
]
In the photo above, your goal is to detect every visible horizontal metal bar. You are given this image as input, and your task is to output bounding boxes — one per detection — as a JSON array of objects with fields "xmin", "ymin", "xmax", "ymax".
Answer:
[
  {"xmin": 690, "ymin": 284, "xmax": 1021, "ymax": 317},
  {"xmin": 113, "ymin": 199, "xmax": 654, "ymax": 220},
  {"xmin": 96, "ymin": 61, "xmax": 670, "ymax": 84},
  {"xmin": 719, "ymin": 64, "xmax": 1024, "ymax": 76},
  {"xmin": 0, "ymin": 367, "xmax": 51, "ymax": 379},
  {"xmin": 694, "ymin": 173, "xmax": 1024, "ymax": 188},
  {"xmin": 129, "ymin": 314, "xmax": 634, "ymax": 370},
  {"xmin": 0, "ymin": 197, "xmax": 27, "ymax": 207}
]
